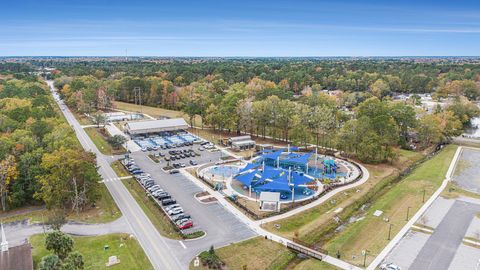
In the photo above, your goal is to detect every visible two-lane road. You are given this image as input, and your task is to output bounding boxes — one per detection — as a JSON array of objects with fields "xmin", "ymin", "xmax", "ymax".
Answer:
[{"xmin": 46, "ymin": 80, "xmax": 182, "ymax": 270}]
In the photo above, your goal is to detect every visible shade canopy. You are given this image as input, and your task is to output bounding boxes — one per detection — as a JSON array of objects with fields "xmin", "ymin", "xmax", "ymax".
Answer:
[{"xmin": 236, "ymin": 170, "xmax": 258, "ymax": 186}]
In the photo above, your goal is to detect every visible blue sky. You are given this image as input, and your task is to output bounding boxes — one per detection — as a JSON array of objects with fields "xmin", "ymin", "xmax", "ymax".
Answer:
[{"xmin": 2, "ymin": 0, "xmax": 480, "ymax": 56}]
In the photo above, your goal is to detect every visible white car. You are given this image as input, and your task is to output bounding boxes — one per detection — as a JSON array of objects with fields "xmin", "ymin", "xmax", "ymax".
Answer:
[{"xmin": 380, "ymin": 263, "xmax": 400, "ymax": 270}]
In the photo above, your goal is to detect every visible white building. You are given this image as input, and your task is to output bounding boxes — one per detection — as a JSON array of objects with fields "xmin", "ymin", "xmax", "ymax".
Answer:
[{"xmin": 124, "ymin": 118, "xmax": 189, "ymax": 135}]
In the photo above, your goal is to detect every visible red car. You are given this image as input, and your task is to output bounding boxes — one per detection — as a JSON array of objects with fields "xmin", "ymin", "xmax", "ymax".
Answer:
[{"xmin": 179, "ymin": 221, "xmax": 193, "ymax": 230}]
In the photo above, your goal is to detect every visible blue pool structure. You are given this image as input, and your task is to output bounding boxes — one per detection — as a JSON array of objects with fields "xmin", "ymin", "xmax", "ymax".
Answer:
[{"xmin": 218, "ymin": 148, "xmax": 356, "ymax": 202}]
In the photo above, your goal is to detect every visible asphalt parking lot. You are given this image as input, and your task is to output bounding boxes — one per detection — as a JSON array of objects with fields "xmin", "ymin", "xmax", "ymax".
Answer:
[
  {"xmin": 409, "ymin": 200, "xmax": 480, "ymax": 270},
  {"xmin": 128, "ymin": 146, "xmax": 257, "ymax": 266},
  {"xmin": 453, "ymin": 148, "xmax": 480, "ymax": 193}
]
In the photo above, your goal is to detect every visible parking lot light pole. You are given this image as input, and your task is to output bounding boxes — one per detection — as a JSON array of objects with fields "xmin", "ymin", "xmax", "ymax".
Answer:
[
  {"xmin": 387, "ymin": 223, "xmax": 393, "ymax": 240},
  {"xmin": 406, "ymin": 206, "xmax": 411, "ymax": 221},
  {"xmin": 362, "ymin": 250, "xmax": 368, "ymax": 267}
]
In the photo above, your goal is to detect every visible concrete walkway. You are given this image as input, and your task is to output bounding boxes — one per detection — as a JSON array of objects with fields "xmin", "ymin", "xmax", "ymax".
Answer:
[
  {"xmin": 367, "ymin": 146, "xmax": 463, "ymax": 270},
  {"xmin": 5, "ymin": 216, "xmax": 131, "ymax": 247}
]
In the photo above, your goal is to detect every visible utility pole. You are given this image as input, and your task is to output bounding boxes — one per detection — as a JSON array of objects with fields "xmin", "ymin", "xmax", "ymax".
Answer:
[
  {"xmin": 422, "ymin": 189, "xmax": 426, "ymax": 203},
  {"xmin": 406, "ymin": 206, "xmax": 411, "ymax": 221},
  {"xmin": 133, "ymin": 87, "xmax": 142, "ymax": 114}
]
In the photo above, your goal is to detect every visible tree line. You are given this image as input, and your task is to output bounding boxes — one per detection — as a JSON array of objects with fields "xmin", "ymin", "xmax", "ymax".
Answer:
[
  {"xmin": 0, "ymin": 75, "xmax": 101, "ymax": 215},
  {"xmin": 53, "ymin": 66, "xmax": 480, "ymax": 164}
]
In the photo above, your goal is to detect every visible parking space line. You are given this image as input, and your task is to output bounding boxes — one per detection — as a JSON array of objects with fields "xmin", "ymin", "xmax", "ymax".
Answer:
[{"xmin": 178, "ymin": 240, "xmax": 187, "ymax": 249}]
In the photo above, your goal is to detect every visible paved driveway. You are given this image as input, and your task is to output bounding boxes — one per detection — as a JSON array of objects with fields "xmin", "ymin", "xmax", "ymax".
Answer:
[
  {"xmin": 130, "ymin": 151, "xmax": 256, "ymax": 266},
  {"xmin": 453, "ymin": 148, "xmax": 480, "ymax": 193},
  {"xmin": 409, "ymin": 200, "xmax": 480, "ymax": 270}
]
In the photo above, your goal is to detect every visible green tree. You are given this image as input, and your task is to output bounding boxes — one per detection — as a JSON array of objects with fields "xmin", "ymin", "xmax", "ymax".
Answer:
[
  {"xmin": 92, "ymin": 111, "xmax": 106, "ymax": 128},
  {"xmin": 39, "ymin": 254, "xmax": 62, "ymax": 270},
  {"xmin": 107, "ymin": 135, "xmax": 127, "ymax": 149},
  {"xmin": 45, "ymin": 231, "xmax": 74, "ymax": 260}
]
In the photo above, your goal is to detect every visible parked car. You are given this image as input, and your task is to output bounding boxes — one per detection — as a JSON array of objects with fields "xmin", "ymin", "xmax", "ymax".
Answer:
[
  {"xmin": 168, "ymin": 208, "xmax": 183, "ymax": 215},
  {"xmin": 380, "ymin": 263, "xmax": 401, "ymax": 270},
  {"xmin": 178, "ymin": 221, "xmax": 193, "ymax": 230},
  {"xmin": 131, "ymin": 170, "xmax": 144, "ymax": 175},
  {"xmin": 165, "ymin": 204, "xmax": 180, "ymax": 211},
  {"xmin": 161, "ymin": 199, "xmax": 176, "ymax": 206},
  {"xmin": 189, "ymin": 160, "xmax": 197, "ymax": 166},
  {"xmin": 173, "ymin": 214, "xmax": 191, "ymax": 222},
  {"xmin": 169, "ymin": 169, "xmax": 180, "ymax": 174}
]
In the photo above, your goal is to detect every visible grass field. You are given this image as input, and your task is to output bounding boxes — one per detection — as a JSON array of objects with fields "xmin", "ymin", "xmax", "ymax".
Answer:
[
  {"xmin": 322, "ymin": 144, "xmax": 458, "ymax": 266},
  {"xmin": 263, "ymin": 148, "xmax": 424, "ymax": 242},
  {"xmin": 292, "ymin": 259, "xmax": 341, "ymax": 270},
  {"xmin": 189, "ymin": 237, "xmax": 296, "ymax": 270},
  {"xmin": 30, "ymin": 233, "xmax": 152, "ymax": 270},
  {"xmin": 113, "ymin": 101, "xmax": 203, "ymax": 127},
  {"xmin": 84, "ymin": 127, "xmax": 126, "ymax": 155},
  {"xmin": 111, "ymin": 160, "xmax": 130, "ymax": 178},
  {"xmin": 68, "ymin": 183, "xmax": 122, "ymax": 224},
  {"xmin": 121, "ymin": 179, "xmax": 182, "ymax": 239}
]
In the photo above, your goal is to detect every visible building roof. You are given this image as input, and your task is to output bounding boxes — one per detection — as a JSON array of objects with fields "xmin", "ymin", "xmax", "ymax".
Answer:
[
  {"xmin": 125, "ymin": 118, "xmax": 189, "ymax": 134},
  {"xmin": 259, "ymin": 191, "xmax": 281, "ymax": 202},
  {"xmin": 228, "ymin": 135, "xmax": 251, "ymax": 142},
  {"xmin": 0, "ymin": 243, "xmax": 33, "ymax": 270},
  {"xmin": 232, "ymin": 140, "xmax": 255, "ymax": 147}
]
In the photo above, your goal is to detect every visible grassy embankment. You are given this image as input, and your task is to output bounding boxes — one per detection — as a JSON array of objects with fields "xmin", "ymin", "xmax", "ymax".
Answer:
[
  {"xmin": 30, "ymin": 233, "xmax": 153, "ymax": 270},
  {"xmin": 321, "ymin": 145, "xmax": 458, "ymax": 266},
  {"xmin": 84, "ymin": 127, "xmax": 126, "ymax": 155}
]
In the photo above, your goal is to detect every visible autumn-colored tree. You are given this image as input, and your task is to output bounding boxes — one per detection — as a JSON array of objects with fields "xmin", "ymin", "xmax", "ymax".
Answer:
[
  {"xmin": 0, "ymin": 155, "xmax": 18, "ymax": 210},
  {"xmin": 36, "ymin": 148, "xmax": 101, "ymax": 214}
]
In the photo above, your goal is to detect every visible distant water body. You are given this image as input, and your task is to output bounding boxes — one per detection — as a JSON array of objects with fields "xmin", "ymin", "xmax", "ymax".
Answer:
[{"xmin": 464, "ymin": 117, "xmax": 480, "ymax": 138}]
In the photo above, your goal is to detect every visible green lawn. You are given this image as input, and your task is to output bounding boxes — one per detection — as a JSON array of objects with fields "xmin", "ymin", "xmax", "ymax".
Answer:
[
  {"xmin": 190, "ymin": 237, "xmax": 296, "ymax": 270},
  {"xmin": 121, "ymin": 179, "xmax": 182, "ymax": 239},
  {"xmin": 68, "ymin": 183, "xmax": 122, "ymax": 224},
  {"xmin": 111, "ymin": 160, "xmax": 130, "ymax": 178},
  {"xmin": 114, "ymin": 101, "xmax": 203, "ymax": 127},
  {"xmin": 30, "ymin": 233, "xmax": 153, "ymax": 270},
  {"xmin": 293, "ymin": 259, "xmax": 341, "ymax": 270},
  {"xmin": 84, "ymin": 127, "xmax": 126, "ymax": 155},
  {"xmin": 322, "ymin": 144, "xmax": 458, "ymax": 266}
]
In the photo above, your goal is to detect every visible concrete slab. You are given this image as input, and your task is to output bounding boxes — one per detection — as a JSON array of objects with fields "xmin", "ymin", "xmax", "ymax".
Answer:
[
  {"xmin": 383, "ymin": 230, "xmax": 430, "ymax": 270},
  {"xmin": 419, "ymin": 197, "xmax": 455, "ymax": 229},
  {"xmin": 410, "ymin": 200, "xmax": 480, "ymax": 270}
]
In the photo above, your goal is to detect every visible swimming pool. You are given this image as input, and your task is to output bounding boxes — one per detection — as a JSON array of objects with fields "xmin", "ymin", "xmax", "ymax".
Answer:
[{"xmin": 207, "ymin": 165, "xmax": 240, "ymax": 178}]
